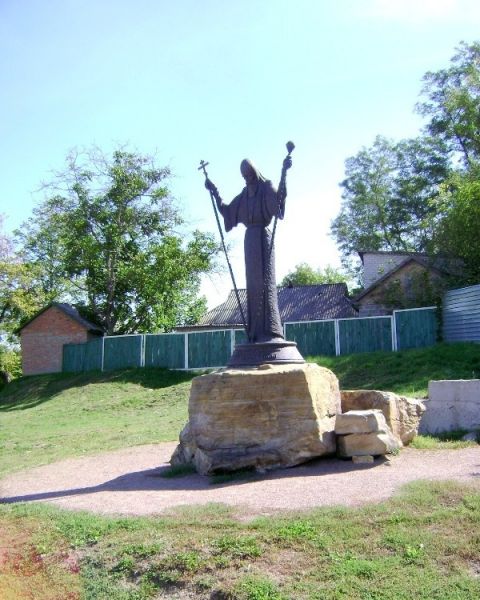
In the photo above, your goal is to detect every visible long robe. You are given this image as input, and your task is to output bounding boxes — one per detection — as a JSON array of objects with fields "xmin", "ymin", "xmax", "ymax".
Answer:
[{"xmin": 218, "ymin": 179, "xmax": 285, "ymax": 343}]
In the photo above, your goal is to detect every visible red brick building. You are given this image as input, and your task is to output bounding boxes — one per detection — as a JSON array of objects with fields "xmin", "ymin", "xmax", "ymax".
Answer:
[{"xmin": 19, "ymin": 303, "xmax": 104, "ymax": 375}]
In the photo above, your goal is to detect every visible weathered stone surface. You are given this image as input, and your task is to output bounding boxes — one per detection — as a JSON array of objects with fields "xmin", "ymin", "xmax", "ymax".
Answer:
[
  {"xmin": 171, "ymin": 363, "xmax": 341, "ymax": 474},
  {"xmin": 420, "ymin": 380, "xmax": 480, "ymax": 435},
  {"xmin": 462, "ymin": 431, "xmax": 479, "ymax": 442},
  {"xmin": 335, "ymin": 410, "xmax": 387, "ymax": 434},
  {"xmin": 337, "ymin": 431, "xmax": 400, "ymax": 458},
  {"xmin": 341, "ymin": 390, "xmax": 425, "ymax": 445},
  {"xmin": 352, "ymin": 455, "xmax": 374, "ymax": 464}
]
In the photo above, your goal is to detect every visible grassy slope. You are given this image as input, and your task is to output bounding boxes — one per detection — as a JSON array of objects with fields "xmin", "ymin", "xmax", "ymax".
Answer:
[
  {"xmin": 0, "ymin": 368, "xmax": 195, "ymax": 478},
  {"xmin": 312, "ymin": 341, "xmax": 480, "ymax": 398},
  {"xmin": 1, "ymin": 342, "xmax": 479, "ymax": 477}
]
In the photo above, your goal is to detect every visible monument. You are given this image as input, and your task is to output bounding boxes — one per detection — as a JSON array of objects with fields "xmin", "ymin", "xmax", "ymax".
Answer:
[{"xmin": 170, "ymin": 144, "xmax": 341, "ymax": 474}]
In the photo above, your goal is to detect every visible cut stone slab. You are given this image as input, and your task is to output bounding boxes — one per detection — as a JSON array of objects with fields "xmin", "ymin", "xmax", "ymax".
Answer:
[
  {"xmin": 337, "ymin": 431, "xmax": 400, "ymax": 458},
  {"xmin": 170, "ymin": 363, "xmax": 341, "ymax": 475},
  {"xmin": 341, "ymin": 390, "xmax": 425, "ymax": 445},
  {"xmin": 420, "ymin": 380, "xmax": 480, "ymax": 435},
  {"xmin": 352, "ymin": 455, "xmax": 374, "ymax": 464},
  {"xmin": 335, "ymin": 410, "xmax": 388, "ymax": 434}
]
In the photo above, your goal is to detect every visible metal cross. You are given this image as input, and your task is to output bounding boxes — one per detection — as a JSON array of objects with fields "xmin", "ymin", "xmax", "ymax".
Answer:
[{"xmin": 198, "ymin": 160, "xmax": 209, "ymax": 177}]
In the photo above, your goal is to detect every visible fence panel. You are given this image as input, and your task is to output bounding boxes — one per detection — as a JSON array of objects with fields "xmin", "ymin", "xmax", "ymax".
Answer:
[
  {"xmin": 103, "ymin": 335, "xmax": 143, "ymax": 371},
  {"xmin": 188, "ymin": 330, "xmax": 231, "ymax": 368},
  {"xmin": 395, "ymin": 308, "xmax": 437, "ymax": 350},
  {"xmin": 284, "ymin": 321, "xmax": 336, "ymax": 357},
  {"xmin": 63, "ymin": 343, "xmax": 86, "ymax": 373},
  {"xmin": 145, "ymin": 333, "xmax": 185, "ymax": 369},
  {"xmin": 234, "ymin": 329, "xmax": 248, "ymax": 345},
  {"xmin": 84, "ymin": 338, "xmax": 103, "ymax": 371},
  {"xmin": 63, "ymin": 338, "xmax": 103, "ymax": 372},
  {"xmin": 443, "ymin": 284, "xmax": 480, "ymax": 342},
  {"xmin": 339, "ymin": 317, "xmax": 392, "ymax": 355}
]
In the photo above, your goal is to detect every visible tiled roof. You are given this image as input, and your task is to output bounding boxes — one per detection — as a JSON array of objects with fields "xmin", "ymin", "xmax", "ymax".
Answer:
[{"xmin": 194, "ymin": 284, "xmax": 357, "ymax": 328}]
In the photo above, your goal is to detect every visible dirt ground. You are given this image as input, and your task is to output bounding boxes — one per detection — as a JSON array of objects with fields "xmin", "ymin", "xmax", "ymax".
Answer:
[{"xmin": 1, "ymin": 443, "xmax": 479, "ymax": 517}]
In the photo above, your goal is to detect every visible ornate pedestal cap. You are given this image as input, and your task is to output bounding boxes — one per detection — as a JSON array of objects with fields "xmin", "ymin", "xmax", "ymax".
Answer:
[{"xmin": 228, "ymin": 340, "xmax": 305, "ymax": 368}]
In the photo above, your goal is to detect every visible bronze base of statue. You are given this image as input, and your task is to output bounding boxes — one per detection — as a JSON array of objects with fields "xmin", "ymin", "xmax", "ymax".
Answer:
[{"xmin": 228, "ymin": 340, "xmax": 305, "ymax": 368}]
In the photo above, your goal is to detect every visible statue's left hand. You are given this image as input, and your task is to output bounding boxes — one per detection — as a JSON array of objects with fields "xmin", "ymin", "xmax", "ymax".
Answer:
[{"xmin": 283, "ymin": 156, "xmax": 292, "ymax": 170}]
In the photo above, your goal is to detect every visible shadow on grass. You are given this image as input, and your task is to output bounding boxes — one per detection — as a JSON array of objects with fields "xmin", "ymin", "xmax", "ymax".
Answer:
[{"xmin": 0, "ymin": 368, "xmax": 198, "ymax": 412}]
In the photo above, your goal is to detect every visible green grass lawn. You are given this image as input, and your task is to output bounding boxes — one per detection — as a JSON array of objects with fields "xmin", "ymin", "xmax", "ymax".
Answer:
[
  {"xmin": 1, "ymin": 481, "xmax": 479, "ymax": 599},
  {"xmin": 0, "ymin": 368, "xmax": 195, "ymax": 478},
  {"xmin": 312, "ymin": 341, "xmax": 480, "ymax": 398},
  {"xmin": 1, "ymin": 341, "xmax": 480, "ymax": 598}
]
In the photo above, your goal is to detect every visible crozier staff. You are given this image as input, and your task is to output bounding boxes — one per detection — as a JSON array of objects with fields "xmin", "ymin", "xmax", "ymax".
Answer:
[{"xmin": 205, "ymin": 154, "xmax": 292, "ymax": 344}]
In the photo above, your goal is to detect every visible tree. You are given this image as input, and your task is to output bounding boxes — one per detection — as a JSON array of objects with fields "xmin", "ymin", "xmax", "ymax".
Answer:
[
  {"xmin": 280, "ymin": 262, "xmax": 349, "ymax": 287},
  {"xmin": 331, "ymin": 135, "xmax": 451, "ymax": 272},
  {"xmin": 0, "ymin": 214, "xmax": 49, "ymax": 336},
  {"xmin": 17, "ymin": 148, "xmax": 219, "ymax": 335},
  {"xmin": 430, "ymin": 170, "xmax": 480, "ymax": 284},
  {"xmin": 417, "ymin": 41, "xmax": 480, "ymax": 169}
]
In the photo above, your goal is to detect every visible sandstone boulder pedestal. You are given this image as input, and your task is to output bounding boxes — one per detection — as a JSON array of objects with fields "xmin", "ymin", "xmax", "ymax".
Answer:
[{"xmin": 171, "ymin": 363, "xmax": 341, "ymax": 475}]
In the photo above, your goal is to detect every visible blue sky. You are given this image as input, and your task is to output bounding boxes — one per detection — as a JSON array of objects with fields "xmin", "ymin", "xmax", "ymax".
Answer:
[{"xmin": 2, "ymin": 0, "xmax": 480, "ymax": 307}]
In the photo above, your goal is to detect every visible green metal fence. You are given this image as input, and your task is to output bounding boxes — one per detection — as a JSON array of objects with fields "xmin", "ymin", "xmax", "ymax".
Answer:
[
  {"xmin": 62, "ymin": 308, "xmax": 438, "ymax": 373},
  {"xmin": 63, "ymin": 337, "xmax": 103, "ymax": 373},
  {"xmin": 394, "ymin": 307, "xmax": 438, "ymax": 350},
  {"xmin": 339, "ymin": 316, "xmax": 393, "ymax": 354},
  {"xmin": 284, "ymin": 320, "xmax": 336, "ymax": 357},
  {"xmin": 145, "ymin": 333, "xmax": 185, "ymax": 369},
  {"xmin": 188, "ymin": 330, "xmax": 232, "ymax": 369},
  {"xmin": 103, "ymin": 335, "xmax": 143, "ymax": 371}
]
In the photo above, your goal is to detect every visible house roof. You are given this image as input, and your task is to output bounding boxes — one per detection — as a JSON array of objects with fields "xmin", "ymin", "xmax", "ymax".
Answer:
[
  {"xmin": 186, "ymin": 284, "xmax": 357, "ymax": 329},
  {"xmin": 358, "ymin": 250, "xmax": 431, "ymax": 263},
  {"xmin": 353, "ymin": 256, "xmax": 448, "ymax": 302},
  {"xmin": 358, "ymin": 250, "xmax": 463, "ymax": 273},
  {"xmin": 18, "ymin": 303, "xmax": 105, "ymax": 334}
]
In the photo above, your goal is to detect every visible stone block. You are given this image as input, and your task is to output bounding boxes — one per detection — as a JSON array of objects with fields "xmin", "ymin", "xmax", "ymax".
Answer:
[
  {"xmin": 420, "ymin": 380, "xmax": 480, "ymax": 434},
  {"xmin": 341, "ymin": 390, "xmax": 425, "ymax": 445},
  {"xmin": 352, "ymin": 455, "xmax": 374, "ymax": 464},
  {"xmin": 171, "ymin": 363, "xmax": 341, "ymax": 474},
  {"xmin": 337, "ymin": 431, "xmax": 400, "ymax": 458},
  {"xmin": 335, "ymin": 409, "xmax": 387, "ymax": 434}
]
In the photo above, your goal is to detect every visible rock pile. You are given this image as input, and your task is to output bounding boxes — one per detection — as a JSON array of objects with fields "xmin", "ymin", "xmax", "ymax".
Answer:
[
  {"xmin": 335, "ymin": 409, "xmax": 400, "ymax": 459},
  {"xmin": 340, "ymin": 390, "xmax": 425, "ymax": 445}
]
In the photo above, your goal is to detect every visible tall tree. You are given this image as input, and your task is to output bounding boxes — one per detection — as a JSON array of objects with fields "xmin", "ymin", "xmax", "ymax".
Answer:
[
  {"xmin": 331, "ymin": 135, "xmax": 450, "ymax": 269},
  {"xmin": 417, "ymin": 41, "xmax": 480, "ymax": 169},
  {"xmin": 430, "ymin": 169, "xmax": 480, "ymax": 284},
  {"xmin": 280, "ymin": 263, "xmax": 349, "ymax": 287},
  {"xmin": 17, "ymin": 148, "xmax": 219, "ymax": 334},
  {"xmin": 0, "ymin": 215, "xmax": 49, "ymax": 336}
]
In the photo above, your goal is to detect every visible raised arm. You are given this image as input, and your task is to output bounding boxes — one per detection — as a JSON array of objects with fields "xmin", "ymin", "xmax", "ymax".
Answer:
[
  {"xmin": 276, "ymin": 155, "xmax": 292, "ymax": 217},
  {"xmin": 204, "ymin": 178, "xmax": 224, "ymax": 211}
]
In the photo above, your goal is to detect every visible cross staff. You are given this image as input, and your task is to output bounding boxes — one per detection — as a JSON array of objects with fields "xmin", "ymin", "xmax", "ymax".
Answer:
[
  {"xmin": 198, "ymin": 160, "xmax": 248, "ymax": 337},
  {"xmin": 269, "ymin": 141, "xmax": 295, "ymax": 258}
]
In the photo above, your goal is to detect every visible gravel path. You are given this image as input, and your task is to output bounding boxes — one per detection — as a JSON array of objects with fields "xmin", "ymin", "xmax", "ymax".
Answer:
[{"xmin": 1, "ymin": 443, "xmax": 479, "ymax": 517}]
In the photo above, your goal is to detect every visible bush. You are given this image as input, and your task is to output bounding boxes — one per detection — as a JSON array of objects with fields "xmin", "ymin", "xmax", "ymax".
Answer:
[{"xmin": 0, "ymin": 347, "xmax": 21, "ymax": 386}]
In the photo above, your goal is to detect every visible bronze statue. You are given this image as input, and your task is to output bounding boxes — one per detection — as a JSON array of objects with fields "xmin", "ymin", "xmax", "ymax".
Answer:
[{"xmin": 200, "ymin": 144, "xmax": 304, "ymax": 366}]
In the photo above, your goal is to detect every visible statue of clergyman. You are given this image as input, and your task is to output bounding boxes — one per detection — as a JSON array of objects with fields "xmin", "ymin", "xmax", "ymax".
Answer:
[{"xmin": 201, "ymin": 144, "xmax": 304, "ymax": 366}]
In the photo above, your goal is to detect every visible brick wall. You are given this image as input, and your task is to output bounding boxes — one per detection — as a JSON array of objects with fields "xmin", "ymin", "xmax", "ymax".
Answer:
[{"xmin": 20, "ymin": 306, "xmax": 91, "ymax": 375}]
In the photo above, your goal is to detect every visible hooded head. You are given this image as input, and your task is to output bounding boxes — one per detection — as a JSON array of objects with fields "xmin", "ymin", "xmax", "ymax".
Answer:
[{"xmin": 240, "ymin": 159, "xmax": 266, "ymax": 185}]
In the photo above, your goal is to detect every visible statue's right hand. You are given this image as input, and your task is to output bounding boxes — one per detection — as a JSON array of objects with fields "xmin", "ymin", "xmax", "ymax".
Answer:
[{"xmin": 205, "ymin": 178, "xmax": 215, "ymax": 192}]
